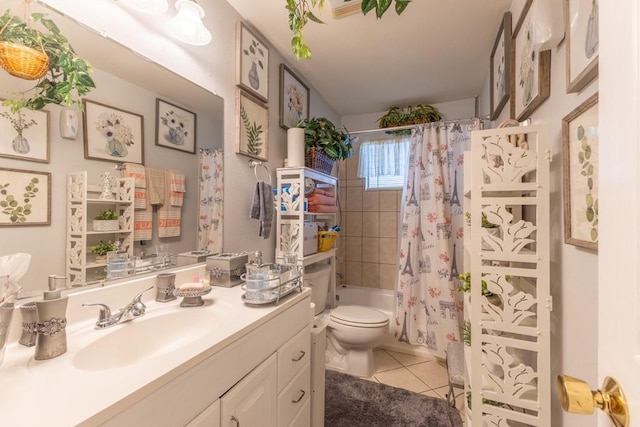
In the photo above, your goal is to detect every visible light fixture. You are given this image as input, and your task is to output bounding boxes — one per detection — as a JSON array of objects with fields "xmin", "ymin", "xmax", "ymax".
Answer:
[
  {"xmin": 120, "ymin": 0, "xmax": 169, "ymax": 15},
  {"xmin": 169, "ymin": 0, "xmax": 212, "ymax": 46}
]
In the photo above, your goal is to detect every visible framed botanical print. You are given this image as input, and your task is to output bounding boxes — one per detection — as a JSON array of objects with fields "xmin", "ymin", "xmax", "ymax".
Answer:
[
  {"xmin": 489, "ymin": 12, "xmax": 512, "ymax": 120},
  {"xmin": 564, "ymin": 0, "xmax": 599, "ymax": 93},
  {"xmin": 562, "ymin": 93, "xmax": 598, "ymax": 250},
  {"xmin": 236, "ymin": 90, "xmax": 268, "ymax": 161},
  {"xmin": 83, "ymin": 99, "xmax": 144, "ymax": 164},
  {"xmin": 279, "ymin": 64, "xmax": 310, "ymax": 129},
  {"xmin": 0, "ymin": 167, "xmax": 51, "ymax": 226},
  {"xmin": 0, "ymin": 103, "xmax": 49, "ymax": 163},
  {"xmin": 510, "ymin": 0, "xmax": 551, "ymax": 121},
  {"xmin": 155, "ymin": 98, "xmax": 197, "ymax": 154},
  {"xmin": 237, "ymin": 22, "xmax": 269, "ymax": 103}
]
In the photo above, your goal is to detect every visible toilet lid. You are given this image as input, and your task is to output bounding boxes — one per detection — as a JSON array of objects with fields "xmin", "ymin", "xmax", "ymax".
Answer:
[{"xmin": 330, "ymin": 305, "xmax": 389, "ymax": 327}]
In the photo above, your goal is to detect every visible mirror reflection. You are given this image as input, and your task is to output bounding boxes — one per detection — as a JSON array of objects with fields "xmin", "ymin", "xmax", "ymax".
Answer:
[{"xmin": 0, "ymin": 4, "xmax": 224, "ymax": 298}]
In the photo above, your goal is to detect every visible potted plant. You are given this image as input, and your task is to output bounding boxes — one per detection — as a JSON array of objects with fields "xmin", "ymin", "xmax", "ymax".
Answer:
[
  {"xmin": 93, "ymin": 209, "xmax": 119, "ymax": 232},
  {"xmin": 297, "ymin": 117, "xmax": 352, "ymax": 174},
  {"xmin": 0, "ymin": 10, "xmax": 96, "ymax": 112},
  {"xmin": 378, "ymin": 104, "xmax": 442, "ymax": 134},
  {"xmin": 91, "ymin": 240, "xmax": 116, "ymax": 263}
]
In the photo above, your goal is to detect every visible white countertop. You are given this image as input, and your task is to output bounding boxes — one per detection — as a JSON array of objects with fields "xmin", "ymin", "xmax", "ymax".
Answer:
[{"xmin": 0, "ymin": 264, "xmax": 311, "ymax": 426}]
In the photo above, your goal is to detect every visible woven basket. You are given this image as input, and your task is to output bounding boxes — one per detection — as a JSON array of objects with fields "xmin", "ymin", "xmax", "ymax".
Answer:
[
  {"xmin": 0, "ymin": 41, "xmax": 49, "ymax": 80},
  {"xmin": 305, "ymin": 147, "xmax": 335, "ymax": 175}
]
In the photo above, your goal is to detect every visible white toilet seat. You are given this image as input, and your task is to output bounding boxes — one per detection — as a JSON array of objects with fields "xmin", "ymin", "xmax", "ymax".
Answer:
[{"xmin": 329, "ymin": 305, "xmax": 389, "ymax": 328}]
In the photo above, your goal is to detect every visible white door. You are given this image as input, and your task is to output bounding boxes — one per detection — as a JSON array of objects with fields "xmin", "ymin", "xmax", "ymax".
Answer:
[{"xmin": 597, "ymin": 1, "xmax": 639, "ymax": 425}]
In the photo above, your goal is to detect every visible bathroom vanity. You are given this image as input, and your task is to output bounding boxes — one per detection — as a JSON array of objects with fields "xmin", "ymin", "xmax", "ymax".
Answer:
[{"xmin": 0, "ymin": 264, "xmax": 312, "ymax": 427}]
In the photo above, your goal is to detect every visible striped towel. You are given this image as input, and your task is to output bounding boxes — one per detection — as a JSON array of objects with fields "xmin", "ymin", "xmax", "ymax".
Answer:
[
  {"xmin": 169, "ymin": 170, "xmax": 185, "ymax": 207},
  {"xmin": 146, "ymin": 168, "xmax": 166, "ymax": 205},
  {"xmin": 158, "ymin": 171, "xmax": 182, "ymax": 238},
  {"xmin": 121, "ymin": 163, "xmax": 147, "ymax": 209}
]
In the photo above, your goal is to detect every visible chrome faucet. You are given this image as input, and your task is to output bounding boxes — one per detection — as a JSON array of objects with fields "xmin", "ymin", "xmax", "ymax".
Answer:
[{"xmin": 83, "ymin": 286, "xmax": 154, "ymax": 329}]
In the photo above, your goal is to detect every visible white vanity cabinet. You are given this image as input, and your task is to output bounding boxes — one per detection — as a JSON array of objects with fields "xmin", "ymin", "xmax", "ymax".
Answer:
[{"xmin": 66, "ymin": 171, "xmax": 135, "ymax": 287}]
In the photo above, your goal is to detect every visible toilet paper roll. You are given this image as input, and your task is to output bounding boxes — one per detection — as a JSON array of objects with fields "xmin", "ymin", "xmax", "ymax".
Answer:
[{"xmin": 287, "ymin": 127, "xmax": 305, "ymax": 167}]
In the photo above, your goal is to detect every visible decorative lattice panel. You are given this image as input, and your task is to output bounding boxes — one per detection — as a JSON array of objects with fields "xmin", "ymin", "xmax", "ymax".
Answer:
[{"xmin": 466, "ymin": 125, "xmax": 550, "ymax": 426}]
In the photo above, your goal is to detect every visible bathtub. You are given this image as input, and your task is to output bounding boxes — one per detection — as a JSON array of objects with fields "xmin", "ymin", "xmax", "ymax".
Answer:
[{"xmin": 332, "ymin": 285, "xmax": 435, "ymax": 359}]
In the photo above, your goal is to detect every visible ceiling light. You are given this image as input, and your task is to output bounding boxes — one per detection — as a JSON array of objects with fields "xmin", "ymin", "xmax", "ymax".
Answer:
[
  {"xmin": 169, "ymin": 0, "xmax": 212, "ymax": 46},
  {"xmin": 120, "ymin": 0, "xmax": 169, "ymax": 15}
]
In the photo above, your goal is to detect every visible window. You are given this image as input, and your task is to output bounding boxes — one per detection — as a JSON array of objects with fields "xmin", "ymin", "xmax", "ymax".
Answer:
[{"xmin": 357, "ymin": 136, "xmax": 410, "ymax": 190}]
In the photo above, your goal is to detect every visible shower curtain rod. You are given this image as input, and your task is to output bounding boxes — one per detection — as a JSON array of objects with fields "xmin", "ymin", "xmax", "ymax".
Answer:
[{"xmin": 347, "ymin": 115, "xmax": 490, "ymax": 136}]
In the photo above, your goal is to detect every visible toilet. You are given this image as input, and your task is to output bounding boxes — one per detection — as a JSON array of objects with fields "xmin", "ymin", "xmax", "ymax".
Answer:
[{"xmin": 304, "ymin": 263, "xmax": 389, "ymax": 378}]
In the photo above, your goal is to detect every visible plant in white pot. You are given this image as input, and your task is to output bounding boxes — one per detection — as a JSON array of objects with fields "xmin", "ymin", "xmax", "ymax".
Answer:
[
  {"xmin": 91, "ymin": 240, "xmax": 116, "ymax": 264},
  {"xmin": 93, "ymin": 209, "xmax": 119, "ymax": 231}
]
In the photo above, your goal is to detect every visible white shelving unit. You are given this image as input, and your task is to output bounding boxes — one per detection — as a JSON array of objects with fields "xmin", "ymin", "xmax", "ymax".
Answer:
[
  {"xmin": 275, "ymin": 167, "xmax": 338, "ymax": 309},
  {"xmin": 66, "ymin": 171, "xmax": 135, "ymax": 287},
  {"xmin": 463, "ymin": 125, "xmax": 551, "ymax": 426}
]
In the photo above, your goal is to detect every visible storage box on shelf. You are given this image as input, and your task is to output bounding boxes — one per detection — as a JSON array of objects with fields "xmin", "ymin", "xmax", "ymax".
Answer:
[
  {"xmin": 275, "ymin": 167, "xmax": 338, "ymax": 310},
  {"xmin": 66, "ymin": 171, "xmax": 135, "ymax": 287}
]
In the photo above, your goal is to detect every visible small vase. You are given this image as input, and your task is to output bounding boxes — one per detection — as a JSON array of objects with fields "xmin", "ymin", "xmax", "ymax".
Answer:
[
  {"xmin": 248, "ymin": 62, "xmax": 260, "ymax": 90},
  {"xmin": 12, "ymin": 134, "xmax": 30, "ymax": 154}
]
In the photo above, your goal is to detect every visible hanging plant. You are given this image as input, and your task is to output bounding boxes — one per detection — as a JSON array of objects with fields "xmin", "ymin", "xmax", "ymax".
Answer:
[
  {"xmin": 0, "ymin": 9, "xmax": 96, "ymax": 113},
  {"xmin": 378, "ymin": 104, "xmax": 442, "ymax": 135},
  {"xmin": 286, "ymin": 0, "xmax": 411, "ymax": 59}
]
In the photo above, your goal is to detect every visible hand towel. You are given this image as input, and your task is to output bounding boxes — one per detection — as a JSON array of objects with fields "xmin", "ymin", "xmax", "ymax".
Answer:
[
  {"xmin": 250, "ymin": 181, "xmax": 273, "ymax": 239},
  {"xmin": 121, "ymin": 162, "xmax": 147, "ymax": 209},
  {"xmin": 158, "ymin": 170, "xmax": 182, "ymax": 238},
  {"xmin": 146, "ymin": 168, "xmax": 166, "ymax": 205},
  {"xmin": 169, "ymin": 170, "xmax": 186, "ymax": 207}
]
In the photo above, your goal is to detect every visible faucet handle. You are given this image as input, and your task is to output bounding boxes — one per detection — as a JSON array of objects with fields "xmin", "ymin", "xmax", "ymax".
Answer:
[
  {"xmin": 133, "ymin": 286, "xmax": 154, "ymax": 304},
  {"xmin": 130, "ymin": 286, "xmax": 154, "ymax": 317},
  {"xmin": 82, "ymin": 303, "xmax": 112, "ymax": 323}
]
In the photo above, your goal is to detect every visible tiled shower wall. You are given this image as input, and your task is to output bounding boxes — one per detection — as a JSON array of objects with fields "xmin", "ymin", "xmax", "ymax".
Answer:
[{"xmin": 335, "ymin": 152, "xmax": 401, "ymax": 291}]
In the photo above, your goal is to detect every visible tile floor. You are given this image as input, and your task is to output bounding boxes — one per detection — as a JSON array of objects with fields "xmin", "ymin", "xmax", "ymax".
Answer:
[{"xmin": 365, "ymin": 348, "xmax": 467, "ymax": 423}]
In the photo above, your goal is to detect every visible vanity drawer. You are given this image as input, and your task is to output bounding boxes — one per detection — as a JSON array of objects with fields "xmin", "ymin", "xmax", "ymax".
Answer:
[
  {"xmin": 277, "ymin": 326, "xmax": 311, "ymax": 392},
  {"xmin": 278, "ymin": 361, "xmax": 311, "ymax": 427}
]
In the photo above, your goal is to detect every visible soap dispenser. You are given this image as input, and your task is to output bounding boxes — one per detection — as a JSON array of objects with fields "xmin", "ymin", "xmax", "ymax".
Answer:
[{"xmin": 34, "ymin": 275, "xmax": 68, "ymax": 360}]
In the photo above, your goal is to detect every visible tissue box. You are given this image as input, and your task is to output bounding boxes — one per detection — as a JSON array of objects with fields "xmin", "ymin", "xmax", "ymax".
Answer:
[
  {"xmin": 303, "ymin": 222, "xmax": 318, "ymax": 256},
  {"xmin": 206, "ymin": 253, "xmax": 248, "ymax": 287},
  {"xmin": 177, "ymin": 251, "xmax": 215, "ymax": 266}
]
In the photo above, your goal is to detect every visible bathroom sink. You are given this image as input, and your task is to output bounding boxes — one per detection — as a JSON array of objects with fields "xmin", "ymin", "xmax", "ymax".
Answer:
[{"xmin": 72, "ymin": 307, "xmax": 227, "ymax": 371}]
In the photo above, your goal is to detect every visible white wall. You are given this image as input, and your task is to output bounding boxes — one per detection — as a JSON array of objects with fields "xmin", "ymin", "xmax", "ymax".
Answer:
[{"xmin": 478, "ymin": 4, "xmax": 599, "ymax": 426}]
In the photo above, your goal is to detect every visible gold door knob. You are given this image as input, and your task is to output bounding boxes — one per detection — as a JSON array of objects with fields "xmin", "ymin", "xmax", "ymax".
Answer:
[{"xmin": 557, "ymin": 375, "xmax": 630, "ymax": 427}]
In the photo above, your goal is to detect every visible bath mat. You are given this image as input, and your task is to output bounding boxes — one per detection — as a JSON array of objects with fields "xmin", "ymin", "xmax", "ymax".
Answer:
[{"xmin": 325, "ymin": 369, "xmax": 462, "ymax": 427}]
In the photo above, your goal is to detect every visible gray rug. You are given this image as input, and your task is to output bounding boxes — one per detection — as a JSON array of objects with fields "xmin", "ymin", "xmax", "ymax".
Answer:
[{"xmin": 325, "ymin": 369, "xmax": 462, "ymax": 427}]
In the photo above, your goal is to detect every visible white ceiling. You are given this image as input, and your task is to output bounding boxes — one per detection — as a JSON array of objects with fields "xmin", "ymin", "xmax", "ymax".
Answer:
[{"xmin": 225, "ymin": 0, "xmax": 511, "ymax": 116}]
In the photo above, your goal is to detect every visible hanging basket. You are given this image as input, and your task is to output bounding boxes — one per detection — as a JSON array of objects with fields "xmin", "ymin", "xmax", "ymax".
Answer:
[
  {"xmin": 305, "ymin": 147, "xmax": 335, "ymax": 175},
  {"xmin": 0, "ymin": 41, "xmax": 49, "ymax": 80}
]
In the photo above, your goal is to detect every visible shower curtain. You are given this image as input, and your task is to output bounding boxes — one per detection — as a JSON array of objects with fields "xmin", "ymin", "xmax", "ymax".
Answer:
[
  {"xmin": 197, "ymin": 149, "xmax": 224, "ymax": 252},
  {"xmin": 394, "ymin": 120, "xmax": 479, "ymax": 358}
]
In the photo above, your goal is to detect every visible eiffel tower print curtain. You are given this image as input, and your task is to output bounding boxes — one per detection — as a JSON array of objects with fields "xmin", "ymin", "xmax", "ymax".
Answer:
[{"xmin": 394, "ymin": 120, "xmax": 479, "ymax": 358}]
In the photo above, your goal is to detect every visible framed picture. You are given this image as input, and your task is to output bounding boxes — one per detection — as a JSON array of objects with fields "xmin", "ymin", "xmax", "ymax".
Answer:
[
  {"xmin": 82, "ymin": 99, "xmax": 144, "ymax": 164},
  {"xmin": 279, "ymin": 64, "xmax": 310, "ymax": 129},
  {"xmin": 236, "ymin": 90, "xmax": 268, "ymax": 161},
  {"xmin": 155, "ymin": 98, "xmax": 196, "ymax": 154},
  {"xmin": 562, "ymin": 93, "xmax": 598, "ymax": 250},
  {"xmin": 510, "ymin": 0, "xmax": 551, "ymax": 121},
  {"xmin": 0, "ymin": 103, "xmax": 49, "ymax": 163},
  {"xmin": 237, "ymin": 22, "xmax": 269, "ymax": 103},
  {"xmin": 564, "ymin": 0, "xmax": 599, "ymax": 93},
  {"xmin": 489, "ymin": 12, "xmax": 512, "ymax": 120},
  {"xmin": 0, "ymin": 167, "xmax": 51, "ymax": 226}
]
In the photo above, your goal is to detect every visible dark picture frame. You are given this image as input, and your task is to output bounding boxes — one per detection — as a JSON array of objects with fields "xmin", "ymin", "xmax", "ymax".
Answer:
[
  {"xmin": 236, "ymin": 22, "xmax": 269, "ymax": 103},
  {"xmin": 490, "ymin": 12, "xmax": 512, "ymax": 120},
  {"xmin": 155, "ymin": 98, "xmax": 197, "ymax": 154},
  {"xmin": 279, "ymin": 64, "xmax": 310, "ymax": 129}
]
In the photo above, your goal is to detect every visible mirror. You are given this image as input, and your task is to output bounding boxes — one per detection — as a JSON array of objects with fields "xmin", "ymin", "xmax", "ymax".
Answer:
[{"xmin": 0, "ymin": 4, "xmax": 224, "ymax": 298}]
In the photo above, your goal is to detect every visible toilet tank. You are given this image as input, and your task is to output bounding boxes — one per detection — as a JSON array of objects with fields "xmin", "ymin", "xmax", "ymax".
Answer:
[{"xmin": 304, "ymin": 262, "xmax": 331, "ymax": 315}]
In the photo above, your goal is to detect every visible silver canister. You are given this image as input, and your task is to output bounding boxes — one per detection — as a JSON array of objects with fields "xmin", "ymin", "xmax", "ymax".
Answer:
[
  {"xmin": 19, "ymin": 302, "xmax": 37, "ymax": 347},
  {"xmin": 156, "ymin": 273, "xmax": 177, "ymax": 302},
  {"xmin": 0, "ymin": 303, "xmax": 15, "ymax": 366}
]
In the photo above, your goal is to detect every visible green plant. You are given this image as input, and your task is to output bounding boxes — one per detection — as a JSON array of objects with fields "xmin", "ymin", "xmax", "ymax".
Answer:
[
  {"xmin": 0, "ymin": 10, "xmax": 96, "ymax": 113},
  {"xmin": 461, "ymin": 320, "xmax": 471, "ymax": 346},
  {"xmin": 240, "ymin": 103, "xmax": 264, "ymax": 156},
  {"xmin": 91, "ymin": 240, "xmax": 115, "ymax": 256},
  {"xmin": 285, "ymin": 0, "xmax": 411, "ymax": 59},
  {"xmin": 378, "ymin": 104, "xmax": 442, "ymax": 134},
  {"xmin": 481, "ymin": 213, "xmax": 498, "ymax": 228},
  {"xmin": 94, "ymin": 209, "xmax": 118, "ymax": 220},
  {"xmin": 458, "ymin": 272, "xmax": 494, "ymax": 297},
  {"xmin": 298, "ymin": 117, "xmax": 352, "ymax": 161}
]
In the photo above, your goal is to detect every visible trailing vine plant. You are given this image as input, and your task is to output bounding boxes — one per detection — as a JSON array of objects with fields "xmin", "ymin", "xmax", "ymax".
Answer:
[
  {"xmin": 240, "ymin": 104, "xmax": 264, "ymax": 156},
  {"xmin": 286, "ymin": 0, "xmax": 411, "ymax": 59}
]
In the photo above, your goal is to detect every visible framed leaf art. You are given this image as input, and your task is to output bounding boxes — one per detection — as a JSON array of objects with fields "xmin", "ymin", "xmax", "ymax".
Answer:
[{"xmin": 236, "ymin": 90, "xmax": 268, "ymax": 162}]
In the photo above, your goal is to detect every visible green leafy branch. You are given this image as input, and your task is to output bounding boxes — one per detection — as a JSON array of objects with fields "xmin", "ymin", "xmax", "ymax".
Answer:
[
  {"xmin": 0, "ymin": 178, "xmax": 40, "ymax": 223},
  {"xmin": 240, "ymin": 104, "xmax": 263, "ymax": 156},
  {"xmin": 577, "ymin": 125, "xmax": 598, "ymax": 242},
  {"xmin": 285, "ymin": 0, "xmax": 411, "ymax": 59}
]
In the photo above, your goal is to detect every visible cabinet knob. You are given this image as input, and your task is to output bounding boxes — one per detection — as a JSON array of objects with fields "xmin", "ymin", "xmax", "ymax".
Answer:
[
  {"xmin": 292, "ymin": 389, "xmax": 306, "ymax": 404},
  {"xmin": 292, "ymin": 350, "xmax": 306, "ymax": 362}
]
